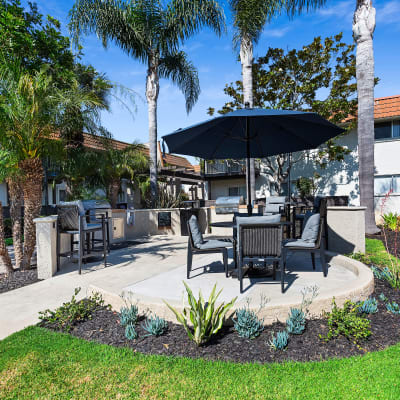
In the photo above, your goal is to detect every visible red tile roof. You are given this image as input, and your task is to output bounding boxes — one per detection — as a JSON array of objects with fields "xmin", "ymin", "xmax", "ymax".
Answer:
[{"xmin": 374, "ymin": 95, "xmax": 400, "ymax": 120}]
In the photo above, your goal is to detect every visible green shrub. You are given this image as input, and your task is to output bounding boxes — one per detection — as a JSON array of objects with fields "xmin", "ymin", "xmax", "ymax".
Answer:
[
  {"xmin": 125, "ymin": 323, "xmax": 138, "ymax": 340},
  {"xmin": 386, "ymin": 301, "xmax": 400, "ymax": 315},
  {"xmin": 382, "ymin": 212, "xmax": 400, "ymax": 231},
  {"xmin": 359, "ymin": 297, "xmax": 378, "ymax": 314},
  {"xmin": 269, "ymin": 330, "xmax": 289, "ymax": 351},
  {"xmin": 142, "ymin": 315, "xmax": 168, "ymax": 337},
  {"xmin": 164, "ymin": 282, "xmax": 237, "ymax": 346},
  {"xmin": 320, "ymin": 299, "xmax": 371, "ymax": 344},
  {"xmin": 39, "ymin": 288, "xmax": 107, "ymax": 332},
  {"xmin": 119, "ymin": 304, "xmax": 139, "ymax": 327},
  {"xmin": 233, "ymin": 307, "xmax": 264, "ymax": 339},
  {"xmin": 286, "ymin": 308, "xmax": 306, "ymax": 335},
  {"xmin": 379, "ymin": 293, "xmax": 388, "ymax": 302}
]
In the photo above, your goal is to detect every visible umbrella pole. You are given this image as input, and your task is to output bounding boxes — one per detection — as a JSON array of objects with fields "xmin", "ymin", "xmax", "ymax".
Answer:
[{"xmin": 246, "ymin": 116, "xmax": 252, "ymax": 216}]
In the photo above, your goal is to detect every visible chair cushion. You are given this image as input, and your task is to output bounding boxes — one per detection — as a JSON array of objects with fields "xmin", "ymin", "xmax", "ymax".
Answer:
[
  {"xmin": 264, "ymin": 204, "xmax": 282, "ymax": 214},
  {"xmin": 266, "ymin": 196, "xmax": 286, "ymax": 204},
  {"xmin": 188, "ymin": 215, "xmax": 204, "ymax": 247},
  {"xmin": 86, "ymin": 223, "xmax": 102, "ymax": 230},
  {"xmin": 198, "ymin": 239, "xmax": 232, "ymax": 250},
  {"xmin": 284, "ymin": 239, "xmax": 316, "ymax": 248},
  {"xmin": 301, "ymin": 213, "xmax": 320, "ymax": 243}
]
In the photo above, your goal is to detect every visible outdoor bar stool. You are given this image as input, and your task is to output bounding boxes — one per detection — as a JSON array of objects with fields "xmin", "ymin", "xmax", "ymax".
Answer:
[
  {"xmin": 281, "ymin": 212, "xmax": 327, "ymax": 293},
  {"xmin": 237, "ymin": 222, "xmax": 283, "ymax": 293},
  {"xmin": 56, "ymin": 202, "xmax": 107, "ymax": 274},
  {"xmin": 187, "ymin": 215, "xmax": 232, "ymax": 279}
]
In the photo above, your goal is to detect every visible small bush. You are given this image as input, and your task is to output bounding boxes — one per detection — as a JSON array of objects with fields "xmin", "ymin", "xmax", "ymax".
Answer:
[
  {"xmin": 119, "ymin": 304, "xmax": 139, "ymax": 327},
  {"xmin": 233, "ymin": 307, "xmax": 264, "ymax": 339},
  {"xmin": 382, "ymin": 212, "xmax": 400, "ymax": 231},
  {"xmin": 286, "ymin": 308, "xmax": 306, "ymax": 335},
  {"xmin": 39, "ymin": 288, "xmax": 107, "ymax": 332},
  {"xmin": 269, "ymin": 330, "xmax": 289, "ymax": 351},
  {"xmin": 359, "ymin": 297, "xmax": 378, "ymax": 314},
  {"xmin": 142, "ymin": 315, "xmax": 168, "ymax": 336},
  {"xmin": 379, "ymin": 293, "xmax": 388, "ymax": 302},
  {"xmin": 164, "ymin": 282, "xmax": 236, "ymax": 346},
  {"xmin": 320, "ymin": 298, "xmax": 371, "ymax": 344},
  {"xmin": 386, "ymin": 301, "xmax": 400, "ymax": 315},
  {"xmin": 125, "ymin": 323, "xmax": 138, "ymax": 340}
]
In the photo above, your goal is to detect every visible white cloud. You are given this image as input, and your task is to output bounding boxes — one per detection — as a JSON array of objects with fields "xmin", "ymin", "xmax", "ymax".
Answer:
[
  {"xmin": 376, "ymin": 1, "xmax": 400, "ymax": 24},
  {"xmin": 317, "ymin": 0, "xmax": 354, "ymax": 19},
  {"xmin": 263, "ymin": 26, "xmax": 291, "ymax": 38}
]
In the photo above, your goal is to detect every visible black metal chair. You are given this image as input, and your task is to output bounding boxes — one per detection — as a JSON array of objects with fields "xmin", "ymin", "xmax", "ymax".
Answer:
[
  {"xmin": 56, "ymin": 204, "xmax": 107, "ymax": 274},
  {"xmin": 237, "ymin": 223, "xmax": 283, "ymax": 293},
  {"xmin": 281, "ymin": 213, "xmax": 327, "ymax": 293},
  {"xmin": 186, "ymin": 216, "xmax": 232, "ymax": 279}
]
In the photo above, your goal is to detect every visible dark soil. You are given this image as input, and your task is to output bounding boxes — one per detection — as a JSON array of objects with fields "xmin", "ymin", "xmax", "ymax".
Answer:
[
  {"xmin": 0, "ymin": 269, "xmax": 40, "ymax": 294},
  {"xmin": 367, "ymin": 231, "xmax": 400, "ymax": 259},
  {"xmin": 42, "ymin": 277, "xmax": 400, "ymax": 364}
]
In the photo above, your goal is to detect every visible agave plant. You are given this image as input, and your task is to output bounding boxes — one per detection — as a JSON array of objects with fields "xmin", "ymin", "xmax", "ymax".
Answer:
[{"xmin": 164, "ymin": 282, "xmax": 237, "ymax": 346}]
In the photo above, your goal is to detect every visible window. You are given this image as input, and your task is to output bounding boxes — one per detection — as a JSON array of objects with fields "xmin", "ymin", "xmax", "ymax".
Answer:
[
  {"xmin": 228, "ymin": 186, "xmax": 246, "ymax": 197},
  {"xmin": 374, "ymin": 120, "xmax": 400, "ymax": 140},
  {"xmin": 58, "ymin": 189, "xmax": 67, "ymax": 202},
  {"xmin": 374, "ymin": 175, "xmax": 400, "ymax": 195}
]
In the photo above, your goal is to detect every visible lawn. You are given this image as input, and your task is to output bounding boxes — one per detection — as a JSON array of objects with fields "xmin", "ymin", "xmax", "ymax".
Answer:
[
  {"xmin": 354, "ymin": 238, "xmax": 398, "ymax": 267},
  {"xmin": 1, "ymin": 326, "xmax": 400, "ymax": 400}
]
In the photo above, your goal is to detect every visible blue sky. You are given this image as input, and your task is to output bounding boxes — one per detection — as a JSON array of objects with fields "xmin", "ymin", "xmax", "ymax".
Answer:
[{"xmin": 23, "ymin": 0, "xmax": 400, "ymax": 156}]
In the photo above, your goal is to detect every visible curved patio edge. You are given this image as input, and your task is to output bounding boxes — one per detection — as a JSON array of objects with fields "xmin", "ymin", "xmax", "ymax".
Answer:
[{"xmin": 88, "ymin": 252, "xmax": 374, "ymax": 326}]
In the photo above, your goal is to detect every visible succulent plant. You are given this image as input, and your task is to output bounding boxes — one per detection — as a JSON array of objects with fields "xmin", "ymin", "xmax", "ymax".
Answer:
[
  {"xmin": 142, "ymin": 315, "xmax": 168, "ymax": 336},
  {"xmin": 386, "ymin": 301, "xmax": 400, "ymax": 315},
  {"xmin": 269, "ymin": 330, "xmax": 289, "ymax": 351},
  {"xmin": 359, "ymin": 297, "xmax": 378, "ymax": 314},
  {"xmin": 286, "ymin": 308, "xmax": 306, "ymax": 335},
  {"xmin": 233, "ymin": 307, "xmax": 264, "ymax": 339},
  {"xmin": 125, "ymin": 323, "xmax": 138, "ymax": 340},
  {"xmin": 119, "ymin": 304, "xmax": 139, "ymax": 327}
]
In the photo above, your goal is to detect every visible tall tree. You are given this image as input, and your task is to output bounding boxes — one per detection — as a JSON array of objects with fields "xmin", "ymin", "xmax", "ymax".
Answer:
[
  {"xmin": 208, "ymin": 34, "xmax": 358, "ymax": 195},
  {"xmin": 230, "ymin": 0, "xmax": 327, "ymax": 203},
  {"xmin": 353, "ymin": 0, "xmax": 378, "ymax": 234},
  {"xmin": 69, "ymin": 0, "xmax": 225, "ymax": 206},
  {"xmin": 0, "ymin": 62, "xmax": 101, "ymax": 269}
]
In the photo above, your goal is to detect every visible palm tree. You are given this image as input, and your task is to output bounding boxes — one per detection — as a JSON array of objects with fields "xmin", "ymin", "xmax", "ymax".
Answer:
[
  {"xmin": 0, "ymin": 63, "xmax": 102, "ymax": 269},
  {"xmin": 69, "ymin": 0, "xmax": 225, "ymax": 205},
  {"xmin": 230, "ymin": 0, "xmax": 326, "ymax": 202},
  {"xmin": 353, "ymin": 0, "xmax": 378, "ymax": 234},
  {"xmin": 95, "ymin": 141, "xmax": 149, "ymax": 208}
]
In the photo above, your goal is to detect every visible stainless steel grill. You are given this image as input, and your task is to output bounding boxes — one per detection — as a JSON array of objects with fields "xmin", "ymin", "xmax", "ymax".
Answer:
[
  {"xmin": 81, "ymin": 200, "xmax": 111, "ymax": 219},
  {"xmin": 215, "ymin": 196, "xmax": 243, "ymax": 214}
]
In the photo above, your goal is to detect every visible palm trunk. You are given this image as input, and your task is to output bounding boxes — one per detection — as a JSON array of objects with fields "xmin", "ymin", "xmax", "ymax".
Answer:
[
  {"xmin": 146, "ymin": 56, "xmax": 160, "ymax": 207},
  {"xmin": 7, "ymin": 177, "xmax": 23, "ymax": 269},
  {"xmin": 109, "ymin": 178, "xmax": 120, "ymax": 209},
  {"xmin": 353, "ymin": 0, "xmax": 378, "ymax": 234},
  {"xmin": 240, "ymin": 35, "xmax": 256, "ymax": 205},
  {"xmin": 0, "ymin": 201, "xmax": 13, "ymax": 274},
  {"xmin": 20, "ymin": 159, "xmax": 43, "ymax": 270}
]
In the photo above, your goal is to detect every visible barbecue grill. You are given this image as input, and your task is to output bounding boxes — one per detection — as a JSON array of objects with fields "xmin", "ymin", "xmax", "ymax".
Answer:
[{"xmin": 215, "ymin": 196, "xmax": 243, "ymax": 214}]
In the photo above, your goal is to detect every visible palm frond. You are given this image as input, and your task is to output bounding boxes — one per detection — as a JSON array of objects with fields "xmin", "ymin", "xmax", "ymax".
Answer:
[
  {"xmin": 159, "ymin": 51, "xmax": 200, "ymax": 113},
  {"xmin": 286, "ymin": 0, "xmax": 327, "ymax": 17}
]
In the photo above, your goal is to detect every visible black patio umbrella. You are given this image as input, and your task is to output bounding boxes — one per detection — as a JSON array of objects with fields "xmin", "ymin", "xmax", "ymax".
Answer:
[{"xmin": 162, "ymin": 108, "xmax": 344, "ymax": 214}]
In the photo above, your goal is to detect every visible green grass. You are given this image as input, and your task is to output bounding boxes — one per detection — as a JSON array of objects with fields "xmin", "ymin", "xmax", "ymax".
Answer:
[
  {"xmin": 352, "ymin": 238, "xmax": 398, "ymax": 267},
  {"xmin": 1, "ymin": 327, "xmax": 400, "ymax": 399}
]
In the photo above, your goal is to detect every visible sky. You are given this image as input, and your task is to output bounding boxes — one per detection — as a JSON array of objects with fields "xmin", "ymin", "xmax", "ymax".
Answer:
[{"xmin": 22, "ymin": 0, "xmax": 400, "ymax": 161}]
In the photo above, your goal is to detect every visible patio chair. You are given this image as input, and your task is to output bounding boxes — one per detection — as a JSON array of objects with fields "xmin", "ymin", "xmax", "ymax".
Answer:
[
  {"xmin": 281, "ymin": 212, "xmax": 327, "ymax": 293},
  {"xmin": 56, "ymin": 202, "xmax": 107, "ymax": 274},
  {"xmin": 187, "ymin": 215, "xmax": 232, "ymax": 279},
  {"xmin": 263, "ymin": 196, "xmax": 287, "ymax": 216},
  {"xmin": 237, "ymin": 220, "xmax": 283, "ymax": 293}
]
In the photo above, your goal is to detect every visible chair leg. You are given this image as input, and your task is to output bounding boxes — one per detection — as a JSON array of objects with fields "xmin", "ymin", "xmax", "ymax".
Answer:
[
  {"xmin": 280, "ymin": 251, "xmax": 286, "ymax": 293},
  {"xmin": 239, "ymin": 261, "xmax": 243, "ymax": 294},
  {"xmin": 78, "ymin": 231, "xmax": 83, "ymax": 275},
  {"xmin": 56, "ymin": 226, "xmax": 60, "ymax": 272},
  {"xmin": 222, "ymin": 249, "xmax": 228, "ymax": 277},
  {"xmin": 272, "ymin": 261, "xmax": 277, "ymax": 280},
  {"xmin": 311, "ymin": 252, "xmax": 316, "ymax": 270},
  {"xmin": 103, "ymin": 222, "xmax": 107, "ymax": 268},
  {"xmin": 187, "ymin": 243, "xmax": 193, "ymax": 279},
  {"xmin": 320, "ymin": 248, "xmax": 327, "ymax": 277}
]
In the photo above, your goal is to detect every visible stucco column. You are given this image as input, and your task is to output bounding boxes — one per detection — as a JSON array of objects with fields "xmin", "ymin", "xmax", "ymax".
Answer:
[
  {"xmin": 33, "ymin": 216, "xmax": 58, "ymax": 280},
  {"xmin": 327, "ymin": 206, "xmax": 366, "ymax": 254}
]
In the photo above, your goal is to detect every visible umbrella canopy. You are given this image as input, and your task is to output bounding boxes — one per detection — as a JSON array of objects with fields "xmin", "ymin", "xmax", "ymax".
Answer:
[{"xmin": 162, "ymin": 108, "xmax": 345, "ymax": 214}]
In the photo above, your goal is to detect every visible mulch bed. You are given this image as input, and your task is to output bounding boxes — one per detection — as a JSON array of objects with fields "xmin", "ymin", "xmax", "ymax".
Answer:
[
  {"xmin": 0, "ymin": 268, "xmax": 40, "ymax": 294},
  {"xmin": 41, "ymin": 277, "xmax": 400, "ymax": 364}
]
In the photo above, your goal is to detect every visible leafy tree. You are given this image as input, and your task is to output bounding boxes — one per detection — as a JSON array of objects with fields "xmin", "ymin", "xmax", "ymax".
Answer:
[
  {"xmin": 208, "ymin": 34, "xmax": 358, "ymax": 195},
  {"xmin": 69, "ymin": 0, "xmax": 225, "ymax": 206},
  {"xmin": 0, "ymin": 62, "xmax": 102, "ymax": 269},
  {"xmin": 353, "ymin": 0, "xmax": 378, "ymax": 234},
  {"xmin": 230, "ymin": 0, "xmax": 327, "ymax": 204}
]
